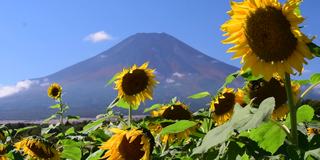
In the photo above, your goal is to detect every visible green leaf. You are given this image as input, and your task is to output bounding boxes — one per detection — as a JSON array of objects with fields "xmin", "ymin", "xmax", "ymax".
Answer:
[
  {"xmin": 187, "ymin": 91, "xmax": 211, "ymax": 99},
  {"xmin": 304, "ymin": 148, "xmax": 320, "ymax": 160},
  {"xmin": 240, "ymin": 69, "xmax": 263, "ymax": 81},
  {"xmin": 89, "ymin": 129, "xmax": 109, "ymax": 142},
  {"xmin": 241, "ymin": 153, "xmax": 250, "ymax": 160},
  {"xmin": 193, "ymin": 97, "xmax": 275, "ymax": 155},
  {"xmin": 61, "ymin": 139, "xmax": 82, "ymax": 160},
  {"xmin": 15, "ymin": 125, "xmax": 38, "ymax": 136},
  {"xmin": 219, "ymin": 71, "xmax": 240, "ymax": 91},
  {"xmin": 66, "ymin": 115, "xmax": 80, "ymax": 120},
  {"xmin": 86, "ymin": 149, "xmax": 105, "ymax": 160},
  {"xmin": 81, "ymin": 118, "xmax": 105, "ymax": 134},
  {"xmin": 248, "ymin": 121, "xmax": 286, "ymax": 154},
  {"xmin": 285, "ymin": 105, "xmax": 314, "ymax": 128},
  {"xmin": 43, "ymin": 114, "xmax": 57, "ymax": 123},
  {"xmin": 144, "ymin": 104, "xmax": 162, "ymax": 113},
  {"xmin": 106, "ymin": 72, "xmax": 120, "ymax": 86},
  {"xmin": 116, "ymin": 98, "xmax": 139, "ymax": 110},
  {"xmin": 293, "ymin": 79, "xmax": 310, "ymax": 85},
  {"xmin": 310, "ymin": 73, "xmax": 320, "ymax": 85},
  {"xmin": 160, "ymin": 120, "xmax": 197, "ymax": 135},
  {"xmin": 307, "ymin": 42, "xmax": 320, "ymax": 57},
  {"xmin": 50, "ymin": 104, "xmax": 61, "ymax": 109},
  {"xmin": 65, "ymin": 127, "xmax": 75, "ymax": 135}
]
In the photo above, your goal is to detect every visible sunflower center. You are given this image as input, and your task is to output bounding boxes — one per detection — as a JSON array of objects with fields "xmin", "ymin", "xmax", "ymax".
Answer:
[
  {"xmin": 119, "ymin": 135, "xmax": 145, "ymax": 160},
  {"xmin": 214, "ymin": 92, "xmax": 236, "ymax": 115},
  {"xmin": 162, "ymin": 105, "xmax": 192, "ymax": 120},
  {"xmin": 246, "ymin": 6, "xmax": 297, "ymax": 62},
  {"xmin": 122, "ymin": 69, "xmax": 149, "ymax": 96},
  {"xmin": 28, "ymin": 142, "xmax": 54, "ymax": 158},
  {"xmin": 248, "ymin": 78, "xmax": 287, "ymax": 109},
  {"xmin": 50, "ymin": 87, "xmax": 60, "ymax": 97}
]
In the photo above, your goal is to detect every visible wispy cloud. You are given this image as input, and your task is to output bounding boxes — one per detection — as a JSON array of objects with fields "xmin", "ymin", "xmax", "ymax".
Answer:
[
  {"xmin": 0, "ymin": 80, "xmax": 36, "ymax": 98},
  {"xmin": 84, "ymin": 31, "xmax": 112, "ymax": 43}
]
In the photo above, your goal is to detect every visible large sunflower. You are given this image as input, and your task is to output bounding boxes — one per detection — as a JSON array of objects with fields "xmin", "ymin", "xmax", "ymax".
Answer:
[
  {"xmin": 222, "ymin": 0, "xmax": 313, "ymax": 80},
  {"xmin": 99, "ymin": 128, "xmax": 154, "ymax": 160},
  {"xmin": 0, "ymin": 143, "xmax": 7, "ymax": 160},
  {"xmin": 246, "ymin": 76, "xmax": 300, "ymax": 120},
  {"xmin": 47, "ymin": 83, "xmax": 62, "ymax": 100},
  {"xmin": 150, "ymin": 102, "xmax": 195, "ymax": 144},
  {"xmin": 114, "ymin": 62, "xmax": 157, "ymax": 106},
  {"xmin": 210, "ymin": 88, "xmax": 244, "ymax": 125},
  {"xmin": 15, "ymin": 136, "xmax": 60, "ymax": 160}
]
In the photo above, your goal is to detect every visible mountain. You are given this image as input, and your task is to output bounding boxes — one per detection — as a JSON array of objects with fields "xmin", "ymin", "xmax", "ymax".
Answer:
[{"xmin": 0, "ymin": 33, "xmax": 240, "ymax": 120}]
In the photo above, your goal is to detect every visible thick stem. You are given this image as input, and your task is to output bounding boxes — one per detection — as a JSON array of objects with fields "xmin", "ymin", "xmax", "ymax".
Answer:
[
  {"xmin": 128, "ymin": 105, "xmax": 132, "ymax": 126},
  {"xmin": 284, "ymin": 73, "xmax": 298, "ymax": 147}
]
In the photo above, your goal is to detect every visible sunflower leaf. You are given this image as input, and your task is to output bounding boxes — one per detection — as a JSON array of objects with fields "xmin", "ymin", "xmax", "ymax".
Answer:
[
  {"xmin": 285, "ymin": 105, "xmax": 314, "ymax": 128},
  {"xmin": 293, "ymin": 79, "xmax": 310, "ymax": 85},
  {"xmin": 116, "ymin": 98, "xmax": 139, "ymax": 110},
  {"xmin": 61, "ymin": 139, "xmax": 82, "ymax": 160},
  {"xmin": 193, "ymin": 98, "xmax": 275, "ymax": 155},
  {"xmin": 188, "ymin": 91, "xmax": 211, "ymax": 99},
  {"xmin": 247, "ymin": 121, "xmax": 287, "ymax": 154},
  {"xmin": 160, "ymin": 120, "xmax": 197, "ymax": 135},
  {"xmin": 50, "ymin": 104, "xmax": 61, "ymax": 109},
  {"xmin": 81, "ymin": 118, "xmax": 105, "ymax": 134},
  {"xmin": 144, "ymin": 103, "xmax": 162, "ymax": 113},
  {"xmin": 86, "ymin": 149, "xmax": 105, "ymax": 160},
  {"xmin": 307, "ymin": 42, "xmax": 320, "ymax": 57},
  {"xmin": 218, "ymin": 71, "xmax": 240, "ymax": 92},
  {"xmin": 310, "ymin": 73, "xmax": 320, "ymax": 85},
  {"xmin": 304, "ymin": 148, "xmax": 320, "ymax": 160},
  {"xmin": 106, "ymin": 72, "xmax": 120, "ymax": 86}
]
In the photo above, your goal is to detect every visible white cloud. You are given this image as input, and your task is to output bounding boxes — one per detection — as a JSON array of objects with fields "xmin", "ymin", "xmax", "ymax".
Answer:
[
  {"xmin": 165, "ymin": 78, "xmax": 175, "ymax": 84},
  {"xmin": 172, "ymin": 72, "xmax": 185, "ymax": 78},
  {"xmin": 84, "ymin": 31, "xmax": 112, "ymax": 43},
  {"xmin": 0, "ymin": 80, "xmax": 36, "ymax": 98}
]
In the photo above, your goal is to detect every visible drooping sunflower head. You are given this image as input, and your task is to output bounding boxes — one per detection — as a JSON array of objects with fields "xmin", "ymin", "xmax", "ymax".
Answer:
[
  {"xmin": 246, "ymin": 76, "xmax": 300, "ymax": 119},
  {"xmin": 99, "ymin": 128, "xmax": 154, "ymax": 160},
  {"xmin": 222, "ymin": 0, "xmax": 313, "ymax": 80},
  {"xmin": 307, "ymin": 128, "xmax": 320, "ymax": 136},
  {"xmin": 114, "ymin": 62, "xmax": 157, "ymax": 106},
  {"xmin": 47, "ymin": 83, "xmax": 62, "ymax": 100},
  {"xmin": 15, "ymin": 136, "xmax": 60, "ymax": 160},
  {"xmin": 151, "ymin": 102, "xmax": 192, "ymax": 120},
  {"xmin": 210, "ymin": 88, "xmax": 244, "ymax": 125}
]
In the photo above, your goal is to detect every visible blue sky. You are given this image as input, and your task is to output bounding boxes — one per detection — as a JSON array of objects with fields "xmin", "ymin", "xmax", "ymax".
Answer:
[{"xmin": 0, "ymin": 0, "xmax": 319, "ymax": 85}]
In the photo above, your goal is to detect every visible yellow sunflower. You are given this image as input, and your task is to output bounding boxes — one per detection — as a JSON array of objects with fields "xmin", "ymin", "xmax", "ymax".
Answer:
[
  {"xmin": 246, "ymin": 76, "xmax": 300, "ymax": 120},
  {"xmin": 222, "ymin": 0, "xmax": 313, "ymax": 80},
  {"xmin": 150, "ymin": 102, "xmax": 195, "ymax": 144},
  {"xmin": 114, "ymin": 62, "xmax": 157, "ymax": 106},
  {"xmin": 99, "ymin": 128, "xmax": 154, "ymax": 160},
  {"xmin": 210, "ymin": 88, "xmax": 244, "ymax": 125},
  {"xmin": 0, "ymin": 143, "xmax": 7, "ymax": 160},
  {"xmin": 47, "ymin": 83, "xmax": 62, "ymax": 100},
  {"xmin": 307, "ymin": 128, "xmax": 320, "ymax": 136},
  {"xmin": 15, "ymin": 136, "xmax": 60, "ymax": 160}
]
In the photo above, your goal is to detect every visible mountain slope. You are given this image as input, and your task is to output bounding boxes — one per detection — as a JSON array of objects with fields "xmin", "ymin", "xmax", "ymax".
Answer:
[{"xmin": 0, "ymin": 33, "xmax": 240, "ymax": 120}]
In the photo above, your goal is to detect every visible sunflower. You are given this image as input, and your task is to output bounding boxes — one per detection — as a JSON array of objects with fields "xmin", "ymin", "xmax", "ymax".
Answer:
[
  {"xmin": 99, "ymin": 128, "xmax": 154, "ymax": 160},
  {"xmin": 15, "ymin": 136, "xmax": 60, "ymax": 160},
  {"xmin": 150, "ymin": 102, "xmax": 195, "ymax": 143},
  {"xmin": 0, "ymin": 143, "xmax": 7, "ymax": 160},
  {"xmin": 210, "ymin": 88, "xmax": 244, "ymax": 125},
  {"xmin": 114, "ymin": 62, "xmax": 157, "ymax": 106},
  {"xmin": 221, "ymin": 0, "xmax": 313, "ymax": 80},
  {"xmin": 307, "ymin": 128, "xmax": 320, "ymax": 136},
  {"xmin": 246, "ymin": 76, "xmax": 300, "ymax": 120},
  {"xmin": 47, "ymin": 83, "xmax": 62, "ymax": 100}
]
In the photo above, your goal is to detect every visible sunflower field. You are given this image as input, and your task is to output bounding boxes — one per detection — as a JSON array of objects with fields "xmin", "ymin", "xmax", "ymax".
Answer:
[{"xmin": 1, "ymin": 0, "xmax": 320, "ymax": 159}]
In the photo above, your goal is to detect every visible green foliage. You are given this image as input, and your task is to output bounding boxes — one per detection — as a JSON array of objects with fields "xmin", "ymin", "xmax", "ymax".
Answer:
[
  {"xmin": 187, "ymin": 91, "xmax": 211, "ymax": 99},
  {"xmin": 86, "ymin": 150, "xmax": 105, "ymax": 160},
  {"xmin": 285, "ymin": 105, "xmax": 315, "ymax": 128},
  {"xmin": 193, "ymin": 97, "xmax": 275, "ymax": 155},
  {"xmin": 144, "ymin": 103, "xmax": 162, "ymax": 113},
  {"xmin": 218, "ymin": 71, "xmax": 240, "ymax": 92},
  {"xmin": 116, "ymin": 98, "xmax": 139, "ymax": 110},
  {"xmin": 310, "ymin": 73, "xmax": 320, "ymax": 85},
  {"xmin": 307, "ymin": 42, "xmax": 320, "ymax": 57},
  {"xmin": 81, "ymin": 118, "xmax": 105, "ymax": 134},
  {"xmin": 160, "ymin": 120, "xmax": 197, "ymax": 135},
  {"xmin": 60, "ymin": 139, "xmax": 82, "ymax": 160},
  {"xmin": 106, "ymin": 72, "xmax": 120, "ymax": 86}
]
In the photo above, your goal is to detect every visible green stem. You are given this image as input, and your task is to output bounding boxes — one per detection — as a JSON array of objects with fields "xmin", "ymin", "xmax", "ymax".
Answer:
[
  {"xmin": 59, "ymin": 99, "xmax": 64, "ymax": 125},
  {"xmin": 300, "ymin": 81, "xmax": 320, "ymax": 99},
  {"xmin": 128, "ymin": 105, "xmax": 132, "ymax": 126},
  {"xmin": 284, "ymin": 73, "xmax": 298, "ymax": 147}
]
